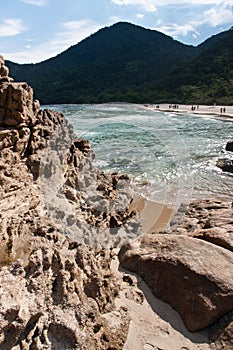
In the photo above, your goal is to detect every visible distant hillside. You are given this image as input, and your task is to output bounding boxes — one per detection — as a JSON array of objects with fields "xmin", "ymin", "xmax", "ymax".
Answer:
[
  {"xmin": 164, "ymin": 27, "xmax": 233, "ymax": 105},
  {"xmin": 6, "ymin": 23, "xmax": 233, "ymax": 105},
  {"xmin": 6, "ymin": 22, "xmax": 196, "ymax": 104}
]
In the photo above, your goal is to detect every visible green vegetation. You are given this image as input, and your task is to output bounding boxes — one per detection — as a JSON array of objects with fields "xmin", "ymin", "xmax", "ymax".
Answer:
[{"xmin": 6, "ymin": 23, "xmax": 233, "ymax": 105}]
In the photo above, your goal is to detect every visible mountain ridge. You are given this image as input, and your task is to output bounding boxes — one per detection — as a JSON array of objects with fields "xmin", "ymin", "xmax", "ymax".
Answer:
[{"xmin": 6, "ymin": 22, "xmax": 233, "ymax": 105}]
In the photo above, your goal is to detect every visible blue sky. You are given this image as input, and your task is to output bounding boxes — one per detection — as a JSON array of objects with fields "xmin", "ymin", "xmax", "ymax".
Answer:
[{"xmin": 0, "ymin": 0, "xmax": 232, "ymax": 63}]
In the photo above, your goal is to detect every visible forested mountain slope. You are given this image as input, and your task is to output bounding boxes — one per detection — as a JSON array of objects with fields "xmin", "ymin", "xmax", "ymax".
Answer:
[{"xmin": 6, "ymin": 23, "xmax": 233, "ymax": 105}]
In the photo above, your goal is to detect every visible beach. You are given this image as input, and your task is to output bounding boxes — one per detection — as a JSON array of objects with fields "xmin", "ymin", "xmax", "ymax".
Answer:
[{"xmin": 147, "ymin": 104, "xmax": 233, "ymax": 121}]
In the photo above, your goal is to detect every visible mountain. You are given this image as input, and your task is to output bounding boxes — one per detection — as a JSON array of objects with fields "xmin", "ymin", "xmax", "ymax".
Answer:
[
  {"xmin": 164, "ymin": 27, "xmax": 233, "ymax": 105},
  {"xmin": 6, "ymin": 22, "xmax": 233, "ymax": 105},
  {"xmin": 6, "ymin": 22, "xmax": 196, "ymax": 104}
]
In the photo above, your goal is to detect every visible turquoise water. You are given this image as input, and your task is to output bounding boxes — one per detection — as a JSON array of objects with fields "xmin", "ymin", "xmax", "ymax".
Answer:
[{"xmin": 43, "ymin": 103, "xmax": 233, "ymax": 204}]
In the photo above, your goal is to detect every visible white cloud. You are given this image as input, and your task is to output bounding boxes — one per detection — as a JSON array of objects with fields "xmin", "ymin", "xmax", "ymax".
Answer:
[
  {"xmin": 111, "ymin": 0, "xmax": 157, "ymax": 12},
  {"xmin": 203, "ymin": 2, "xmax": 233, "ymax": 27},
  {"xmin": 111, "ymin": 0, "xmax": 233, "ymax": 9},
  {"xmin": 111, "ymin": 0, "xmax": 227, "ymax": 6},
  {"xmin": 136, "ymin": 13, "xmax": 145, "ymax": 18},
  {"xmin": 109, "ymin": 16, "xmax": 122, "ymax": 22},
  {"xmin": 21, "ymin": 0, "xmax": 47, "ymax": 6},
  {"xmin": 156, "ymin": 23, "xmax": 200, "ymax": 37},
  {"xmin": 0, "ymin": 18, "xmax": 26, "ymax": 38},
  {"xmin": 61, "ymin": 19, "xmax": 102, "ymax": 45},
  {"xmin": 155, "ymin": 1, "xmax": 233, "ymax": 40},
  {"xmin": 3, "ymin": 19, "xmax": 102, "ymax": 63}
]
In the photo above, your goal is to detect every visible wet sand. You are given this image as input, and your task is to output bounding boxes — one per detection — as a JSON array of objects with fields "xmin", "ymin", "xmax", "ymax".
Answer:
[{"xmin": 129, "ymin": 194, "xmax": 175, "ymax": 233}]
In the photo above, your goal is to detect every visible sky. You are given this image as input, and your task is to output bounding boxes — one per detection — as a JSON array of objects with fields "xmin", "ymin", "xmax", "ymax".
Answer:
[{"xmin": 0, "ymin": 0, "xmax": 232, "ymax": 64}]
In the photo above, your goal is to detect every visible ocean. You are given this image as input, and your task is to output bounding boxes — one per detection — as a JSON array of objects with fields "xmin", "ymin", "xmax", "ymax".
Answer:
[{"xmin": 43, "ymin": 103, "xmax": 233, "ymax": 207}]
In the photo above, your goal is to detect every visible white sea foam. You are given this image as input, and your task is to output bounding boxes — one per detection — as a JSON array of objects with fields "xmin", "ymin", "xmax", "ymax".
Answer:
[{"xmin": 44, "ymin": 103, "xmax": 233, "ymax": 202}]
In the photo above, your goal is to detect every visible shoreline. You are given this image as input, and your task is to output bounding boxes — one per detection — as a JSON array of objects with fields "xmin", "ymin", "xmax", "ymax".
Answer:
[{"xmin": 145, "ymin": 103, "xmax": 233, "ymax": 121}]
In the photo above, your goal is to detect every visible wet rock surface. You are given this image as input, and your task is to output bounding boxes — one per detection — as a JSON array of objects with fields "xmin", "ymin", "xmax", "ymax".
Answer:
[
  {"xmin": 216, "ymin": 158, "xmax": 233, "ymax": 173},
  {"xmin": 226, "ymin": 140, "xmax": 233, "ymax": 152},
  {"xmin": 216, "ymin": 140, "xmax": 233, "ymax": 173}
]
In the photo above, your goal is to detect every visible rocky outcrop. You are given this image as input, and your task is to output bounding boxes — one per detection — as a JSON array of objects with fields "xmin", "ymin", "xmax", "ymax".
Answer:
[
  {"xmin": 216, "ymin": 140, "xmax": 233, "ymax": 173},
  {"xmin": 0, "ymin": 81, "xmax": 39, "ymax": 127},
  {"xmin": 211, "ymin": 321, "xmax": 233, "ymax": 350},
  {"xmin": 216, "ymin": 158, "xmax": 233, "ymax": 173},
  {"xmin": 174, "ymin": 200, "xmax": 233, "ymax": 252},
  {"xmin": 0, "ymin": 233, "xmax": 130, "ymax": 349},
  {"xmin": 0, "ymin": 55, "xmax": 13, "ymax": 82},
  {"xmin": 119, "ymin": 233, "xmax": 233, "ymax": 332},
  {"xmin": 0, "ymin": 67, "xmax": 135, "ymax": 348},
  {"xmin": 226, "ymin": 141, "xmax": 233, "ymax": 152}
]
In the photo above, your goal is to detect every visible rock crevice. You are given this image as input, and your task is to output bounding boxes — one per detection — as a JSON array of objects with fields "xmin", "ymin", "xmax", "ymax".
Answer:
[{"xmin": 0, "ymin": 69, "xmax": 132, "ymax": 349}]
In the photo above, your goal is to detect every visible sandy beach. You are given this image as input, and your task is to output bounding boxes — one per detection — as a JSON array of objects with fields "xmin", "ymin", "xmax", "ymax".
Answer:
[{"xmin": 147, "ymin": 104, "xmax": 233, "ymax": 121}]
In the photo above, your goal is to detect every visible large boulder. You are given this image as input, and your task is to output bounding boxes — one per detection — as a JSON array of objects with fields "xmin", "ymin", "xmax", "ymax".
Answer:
[
  {"xmin": 119, "ymin": 234, "xmax": 233, "ymax": 332},
  {"xmin": 216, "ymin": 158, "xmax": 233, "ymax": 174},
  {"xmin": 226, "ymin": 141, "xmax": 233, "ymax": 152},
  {"xmin": 212, "ymin": 321, "xmax": 233, "ymax": 350},
  {"xmin": 0, "ymin": 81, "xmax": 39, "ymax": 127}
]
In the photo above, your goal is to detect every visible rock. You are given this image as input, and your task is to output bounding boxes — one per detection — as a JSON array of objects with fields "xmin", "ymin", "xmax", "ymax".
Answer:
[
  {"xmin": 119, "ymin": 234, "xmax": 233, "ymax": 332},
  {"xmin": 216, "ymin": 158, "xmax": 233, "ymax": 173},
  {"xmin": 0, "ymin": 236, "xmax": 130, "ymax": 349},
  {"xmin": 226, "ymin": 141, "xmax": 233, "ymax": 152},
  {"xmin": 172, "ymin": 199, "xmax": 233, "ymax": 252},
  {"xmin": 212, "ymin": 321, "xmax": 233, "ymax": 350},
  {"xmin": 0, "ymin": 54, "xmax": 13, "ymax": 82},
  {"xmin": 0, "ymin": 82, "xmax": 39, "ymax": 127},
  {"xmin": 0, "ymin": 71, "xmax": 133, "ymax": 348},
  {"xmin": 191, "ymin": 227, "xmax": 233, "ymax": 252},
  {"xmin": 74, "ymin": 137, "xmax": 91, "ymax": 154}
]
